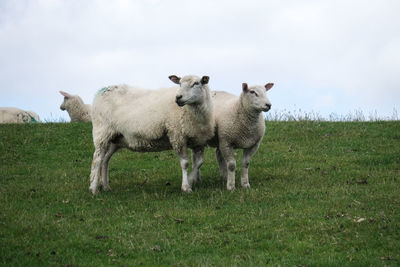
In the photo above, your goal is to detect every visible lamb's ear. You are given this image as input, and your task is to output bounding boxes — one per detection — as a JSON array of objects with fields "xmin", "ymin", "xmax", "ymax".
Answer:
[
  {"xmin": 60, "ymin": 91, "xmax": 71, "ymax": 98},
  {"xmin": 265, "ymin": 83, "xmax": 274, "ymax": 91},
  {"xmin": 201, "ymin": 76, "xmax": 209, "ymax": 85},
  {"xmin": 242, "ymin": 83, "xmax": 249, "ymax": 92},
  {"xmin": 169, "ymin": 75, "xmax": 181, "ymax": 84}
]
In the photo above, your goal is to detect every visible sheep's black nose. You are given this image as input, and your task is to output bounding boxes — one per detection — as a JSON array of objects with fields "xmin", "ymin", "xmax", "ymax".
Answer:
[
  {"xmin": 266, "ymin": 103, "xmax": 271, "ymax": 109},
  {"xmin": 176, "ymin": 95, "xmax": 183, "ymax": 101}
]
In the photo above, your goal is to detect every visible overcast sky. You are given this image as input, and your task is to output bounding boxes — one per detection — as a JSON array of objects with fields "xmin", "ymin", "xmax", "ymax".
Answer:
[{"xmin": 1, "ymin": 0, "xmax": 399, "ymax": 121}]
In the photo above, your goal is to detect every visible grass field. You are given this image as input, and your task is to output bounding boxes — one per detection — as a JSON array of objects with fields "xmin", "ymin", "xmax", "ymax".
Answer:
[{"xmin": 0, "ymin": 121, "xmax": 399, "ymax": 266}]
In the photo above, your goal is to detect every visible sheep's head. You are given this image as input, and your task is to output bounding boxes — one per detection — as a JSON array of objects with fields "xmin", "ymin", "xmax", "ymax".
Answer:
[
  {"xmin": 241, "ymin": 83, "xmax": 274, "ymax": 112},
  {"xmin": 59, "ymin": 91, "xmax": 72, "ymax": 111},
  {"xmin": 59, "ymin": 91, "xmax": 84, "ymax": 111},
  {"xmin": 169, "ymin": 75, "xmax": 210, "ymax": 107},
  {"xmin": 17, "ymin": 112, "xmax": 32, "ymax": 123}
]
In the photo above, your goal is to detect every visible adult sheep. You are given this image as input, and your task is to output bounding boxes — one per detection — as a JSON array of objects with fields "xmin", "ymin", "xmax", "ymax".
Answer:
[
  {"xmin": 59, "ymin": 91, "xmax": 91, "ymax": 122},
  {"xmin": 0, "ymin": 107, "xmax": 40, "ymax": 123},
  {"xmin": 89, "ymin": 75, "xmax": 214, "ymax": 194},
  {"xmin": 207, "ymin": 82, "xmax": 274, "ymax": 190}
]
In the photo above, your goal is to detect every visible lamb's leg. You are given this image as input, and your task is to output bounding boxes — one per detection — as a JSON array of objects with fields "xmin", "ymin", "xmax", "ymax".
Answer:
[
  {"xmin": 89, "ymin": 144, "xmax": 108, "ymax": 195},
  {"xmin": 215, "ymin": 148, "xmax": 227, "ymax": 181},
  {"xmin": 241, "ymin": 142, "xmax": 261, "ymax": 189},
  {"xmin": 219, "ymin": 144, "xmax": 236, "ymax": 191},
  {"xmin": 189, "ymin": 148, "xmax": 204, "ymax": 184},
  {"xmin": 177, "ymin": 148, "xmax": 191, "ymax": 193},
  {"xmin": 100, "ymin": 143, "xmax": 118, "ymax": 191}
]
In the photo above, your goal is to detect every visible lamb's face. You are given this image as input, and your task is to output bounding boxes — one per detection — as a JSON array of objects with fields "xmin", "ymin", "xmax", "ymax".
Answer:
[
  {"xmin": 169, "ymin": 75, "xmax": 210, "ymax": 107},
  {"xmin": 242, "ymin": 83, "xmax": 274, "ymax": 112},
  {"xmin": 17, "ymin": 112, "xmax": 31, "ymax": 123},
  {"xmin": 60, "ymin": 98, "xmax": 67, "ymax": 111},
  {"xmin": 59, "ymin": 91, "xmax": 71, "ymax": 111}
]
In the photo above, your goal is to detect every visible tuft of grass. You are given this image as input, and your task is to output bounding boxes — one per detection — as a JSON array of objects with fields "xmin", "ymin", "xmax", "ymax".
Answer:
[{"xmin": 0, "ymin": 121, "xmax": 399, "ymax": 266}]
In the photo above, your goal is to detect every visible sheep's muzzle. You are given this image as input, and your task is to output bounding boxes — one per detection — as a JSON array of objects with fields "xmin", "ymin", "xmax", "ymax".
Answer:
[
  {"xmin": 262, "ymin": 103, "xmax": 271, "ymax": 112},
  {"xmin": 175, "ymin": 95, "xmax": 185, "ymax": 107}
]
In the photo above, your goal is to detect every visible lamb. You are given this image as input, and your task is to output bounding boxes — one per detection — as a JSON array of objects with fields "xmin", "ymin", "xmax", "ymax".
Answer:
[
  {"xmin": 0, "ymin": 107, "xmax": 41, "ymax": 123},
  {"xmin": 207, "ymin": 82, "xmax": 274, "ymax": 190},
  {"xmin": 59, "ymin": 91, "xmax": 91, "ymax": 122},
  {"xmin": 89, "ymin": 74, "xmax": 214, "ymax": 194}
]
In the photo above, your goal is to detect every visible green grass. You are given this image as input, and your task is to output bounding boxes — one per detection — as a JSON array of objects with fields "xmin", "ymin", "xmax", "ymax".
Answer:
[{"xmin": 0, "ymin": 121, "xmax": 399, "ymax": 266}]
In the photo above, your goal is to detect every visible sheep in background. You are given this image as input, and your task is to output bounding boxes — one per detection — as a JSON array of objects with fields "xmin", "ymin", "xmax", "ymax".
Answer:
[
  {"xmin": 89, "ymin": 74, "xmax": 214, "ymax": 194},
  {"xmin": 207, "ymin": 82, "xmax": 274, "ymax": 190},
  {"xmin": 59, "ymin": 91, "xmax": 91, "ymax": 122},
  {"xmin": 0, "ymin": 107, "xmax": 40, "ymax": 123}
]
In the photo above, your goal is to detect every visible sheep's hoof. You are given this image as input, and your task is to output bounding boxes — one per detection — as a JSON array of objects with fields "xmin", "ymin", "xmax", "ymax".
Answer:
[
  {"xmin": 241, "ymin": 183, "xmax": 251, "ymax": 189},
  {"xmin": 89, "ymin": 186, "xmax": 98, "ymax": 195},
  {"xmin": 227, "ymin": 184, "xmax": 235, "ymax": 191},
  {"xmin": 102, "ymin": 185, "xmax": 112, "ymax": 192},
  {"xmin": 181, "ymin": 185, "xmax": 193, "ymax": 193}
]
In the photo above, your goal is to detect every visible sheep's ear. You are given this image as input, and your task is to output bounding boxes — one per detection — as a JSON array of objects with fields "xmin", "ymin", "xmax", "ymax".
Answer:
[
  {"xmin": 242, "ymin": 83, "xmax": 249, "ymax": 92},
  {"xmin": 201, "ymin": 76, "xmax": 209, "ymax": 85},
  {"xmin": 60, "ymin": 91, "xmax": 71, "ymax": 98},
  {"xmin": 265, "ymin": 83, "xmax": 274, "ymax": 91},
  {"xmin": 169, "ymin": 75, "xmax": 181, "ymax": 84}
]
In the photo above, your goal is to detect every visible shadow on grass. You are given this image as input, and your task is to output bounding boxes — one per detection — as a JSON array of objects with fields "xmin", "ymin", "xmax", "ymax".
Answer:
[{"xmin": 93, "ymin": 173, "xmax": 225, "ymax": 196}]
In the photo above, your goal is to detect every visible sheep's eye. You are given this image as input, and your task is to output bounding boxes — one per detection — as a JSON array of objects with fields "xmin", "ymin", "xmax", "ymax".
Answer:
[
  {"xmin": 250, "ymin": 90, "xmax": 258, "ymax": 96},
  {"xmin": 192, "ymin": 82, "xmax": 199, "ymax": 87}
]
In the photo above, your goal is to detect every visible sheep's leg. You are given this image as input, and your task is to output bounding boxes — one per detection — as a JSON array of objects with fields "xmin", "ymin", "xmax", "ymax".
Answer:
[
  {"xmin": 89, "ymin": 148, "xmax": 100, "ymax": 189},
  {"xmin": 177, "ymin": 148, "xmax": 192, "ymax": 193},
  {"xmin": 241, "ymin": 142, "xmax": 260, "ymax": 189},
  {"xmin": 89, "ymin": 144, "xmax": 108, "ymax": 195},
  {"xmin": 215, "ymin": 148, "xmax": 227, "ymax": 181},
  {"xmin": 219, "ymin": 145, "xmax": 236, "ymax": 191},
  {"xmin": 189, "ymin": 148, "xmax": 204, "ymax": 184},
  {"xmin": 100, "ymin": 143, "xmax": 118, "ymax": 191}
]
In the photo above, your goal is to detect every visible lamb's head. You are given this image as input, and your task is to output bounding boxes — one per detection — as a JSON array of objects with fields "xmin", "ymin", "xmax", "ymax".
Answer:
[
  {"xmin": 169, "ymin": 75, "xmax": 210, "ymax": 107},
  {"xmin": 17, "ymin": 111, "xmax": 32, "ymax": 123},
  {"xmin": 241, "ymin": 83, "xmax": 274, "ymax": 112},
  {"xmin": 59, "ymin": 91, "xmax": 83, "ymax": 111},
  {"xmin": 59, "ymin": 91, "xmax": 71, "ymax": 111}
]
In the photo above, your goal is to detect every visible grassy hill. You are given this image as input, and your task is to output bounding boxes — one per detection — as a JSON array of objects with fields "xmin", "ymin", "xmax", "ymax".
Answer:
[{"xmin": 0, "ymin": 121, "xmax": 399, "ymax": 266}]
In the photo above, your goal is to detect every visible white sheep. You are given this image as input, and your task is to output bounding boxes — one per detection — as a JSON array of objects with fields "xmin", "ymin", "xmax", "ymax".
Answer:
[
  {"xmin": 89, "ymin": 75, "xmax": 214, "ymax": 194},
  {"xmin": 59, "ymin": 91, "xmax": 91, "ymax": 122},
  {"xmin": 207, "ymin": 82, "xmax": 274, "ymax": 190},
  {"xmin": 0, "ymin": 107, "xmax": 41, "ymax": 123}
]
